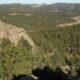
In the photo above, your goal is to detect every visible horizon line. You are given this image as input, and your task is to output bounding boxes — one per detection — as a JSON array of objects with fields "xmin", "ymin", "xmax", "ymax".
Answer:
[{"xmin": 0, "ymin": 2, "xmax": 80, "ymax": 4}]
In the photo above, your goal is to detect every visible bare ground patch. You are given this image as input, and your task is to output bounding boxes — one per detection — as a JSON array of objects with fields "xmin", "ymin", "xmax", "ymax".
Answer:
[
  {"xmin": 0, "ymin": 20, "xmax": 35, "ymax": 48},
  {"xmin": 57, "ymin": 16, "xmax": 80, "ymax": 27}
]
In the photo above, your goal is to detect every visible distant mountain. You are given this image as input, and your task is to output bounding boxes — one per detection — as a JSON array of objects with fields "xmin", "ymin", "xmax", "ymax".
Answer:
[
  {"xmin": 37, "ymin": 3, "xmax": 80, "ymax": 11},
  {"xmin": 1, "ymin": 3, "xmax": 80, "ymax": 11}
]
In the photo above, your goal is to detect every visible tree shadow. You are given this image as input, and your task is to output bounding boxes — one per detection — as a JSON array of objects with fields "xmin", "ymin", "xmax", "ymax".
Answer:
[
  {"xmin": 76, "ymin": 68, "xmax": 80, "ymax": 80},
  {"xmin": 32, "ymin": 66, "xmax": 69, "ymax": 80},
  {"xmin": 12, "ymin": 66, "xmax": 69, "ymax": 80},
  {"xmin": 12, "ymin": 74, "xmax": 35, "ymax": 80}
]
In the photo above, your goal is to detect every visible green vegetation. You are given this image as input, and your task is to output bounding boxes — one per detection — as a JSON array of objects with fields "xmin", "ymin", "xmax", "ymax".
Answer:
[{"xmin": 0, "ymin": 3, "xmax": 80, "ymax": 80}]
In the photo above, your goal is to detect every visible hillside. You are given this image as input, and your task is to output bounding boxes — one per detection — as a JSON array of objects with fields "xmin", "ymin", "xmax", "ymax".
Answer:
[{"xmin": 0, "ymin": 3, "xmax": 80, "ymax": 80}]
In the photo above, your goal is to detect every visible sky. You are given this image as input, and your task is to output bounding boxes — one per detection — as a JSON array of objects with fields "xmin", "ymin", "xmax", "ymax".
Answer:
[{"xmin": 0, "ymin": 0, "xmax": 80, "ymax": 4}]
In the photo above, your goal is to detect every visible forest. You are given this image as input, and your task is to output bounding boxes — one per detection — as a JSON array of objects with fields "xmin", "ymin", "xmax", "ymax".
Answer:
[{"xmin": 0, "ymin": 3, "xmax": 80, "ymax": 80}]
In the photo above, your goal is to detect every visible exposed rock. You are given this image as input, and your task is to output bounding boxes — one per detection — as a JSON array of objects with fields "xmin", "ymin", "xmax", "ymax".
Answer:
[{"xmin": 61, "ymin": 65, "xmax": 75, "ymax": 74}]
